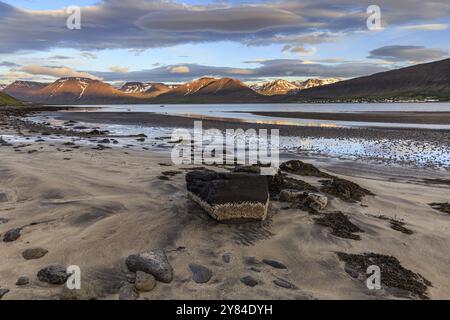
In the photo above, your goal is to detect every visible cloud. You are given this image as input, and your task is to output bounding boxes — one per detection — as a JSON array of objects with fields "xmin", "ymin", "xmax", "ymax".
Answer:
[
  {"xmin": 80, "ymin": 52, "xmax": 97, "ymax": 59},
  {"xmin": 0, "ymin": 61, "xmax": 20, "ymax": 67},
  {"xmin": 20, "ymin": 65, "xmax": 101, "ymax": 80},
  {"xmin": 0, "ymin": 0, "xmax": 448, "ymax": 53},
  {"xmin": 109, "ymin": 66, "xmax": 129, "ymax": 73},
  {"xmin": 48, "ymin": 55, "xmax": 72, "ymax": 60},
  {"xmin": 282, "ymin": 45, "xmax": 317, "ymax": 56},
  {"xmin": 136, "ymin": 7, "xmax": 303, "ymax": 33},
  {"xmin": 169, "ymin": 66, "xmax": 190, "ymax": 74},
  {"xmin": 92, "ymin": 60, "xmax": 389, "ymax": 83},
  {"xmin": 399, "ymin": 23, "xmax": 449, "ymax": 31},
  {"xmin": 368, "ymin": 45, "xmax": 448, "ymax": 62}
]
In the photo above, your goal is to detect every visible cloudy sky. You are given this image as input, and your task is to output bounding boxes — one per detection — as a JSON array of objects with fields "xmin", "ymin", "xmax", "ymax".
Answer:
[{"xmin": 0, "ymin": 0, "xmax": 449, "ymax": 85}]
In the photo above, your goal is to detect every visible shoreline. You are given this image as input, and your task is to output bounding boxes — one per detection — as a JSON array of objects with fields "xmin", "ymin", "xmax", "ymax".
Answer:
[{"xmin": 244, "ymin": 111, "xmax": 450, "ymax": 125}]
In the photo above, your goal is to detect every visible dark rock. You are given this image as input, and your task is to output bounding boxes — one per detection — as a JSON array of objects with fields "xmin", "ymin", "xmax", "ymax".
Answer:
[
  {"xmin": 135, "ymin": 271, "xmax": 156, "ymax": 292},
  {"xmin": 249, "ymin": 267, "xmax": 261, "ymax": 273},
  {"xmin": 22, "ymin": 247, "xmax": 48, "ymax": 260},
  {"xmin": 344, "ymin": 266, "xmax": 360, "ymax": 279},
  {"xmin": 243, "ymin": 256, "xmax": 261, "ymax": 265},
  {"xmin": 320, "ymin": 178, "xmax": 374, "ymax": 202},
  {"xmin": 337, "ymin": 252, "xmax": 432, "ymax": 300},
  {"xmin": 186, "ymin": 170, "xmax": 269, "ymax": 221},
  {"xmin": 189, "ymin": 263, "xmax": 213, "ymax": 284},
  {"xmin": 126, "ymin": 249, "xmax": 173, "ymax": 283},
  {"xmin": 0, "ymin": 217, "xmax": 9, "ymax": 224},
  {"xmin": 240, "ymin": 276, "xmax": 258, "ymax": 287},
  {"xmin": 233, "ymin": 166, "xmax": 261, "ymax": 174},
  {"xmin": 273, "ymin": 278, "xmax": 297, "ymax": 289},
  {"xmin": 3, "ymin": 228, "xmax": 21, "ymax": 242},
  {"xmin": 0, "ymin": 288, "xmax": 9, "ymax": 299},
  {"xmin": 0, "ymin": 192, "xmax": 8, "ymax": 202},
  {"xmin": 37, "ymin": 265, "xmax": 69, "ymax": 285},
  {"xmin": 119, "ymin": 283, "xmax": 139, "ymax": 300},
  {"xmin": 16, "ymin": 276, "xmax": 30, "ymax": 286},
  {"xmin": 280, "ymin": 160, "xmax": 333, "ymax": 178},
  {"xmin": 314, "ymin": 212, "xmax": 363, "ymax": 240},
  {"xmin": 262, "ymin": 259, "xmax": 287, "ymax": 269},
  {"xmin": 222, "ymin": 253, "xmax": 231, "ymax": 263}
]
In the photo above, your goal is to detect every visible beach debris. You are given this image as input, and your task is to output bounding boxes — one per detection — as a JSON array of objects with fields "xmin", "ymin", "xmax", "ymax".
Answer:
[
  {"xmin": 280, "ymin": 160, "xmax": 333, "ymax": 178},
  {"xmin": 134, "ymin": 271, "xmax": 156, "ymax": 292},
  {"xmin": 279, "ymin": 190, "xmax": 328, "ymax": 211},
  {"xmin": 119, "ymin": 283, "xmax": 139, "ymax": 300},
  {"xmin": 273, "ymin": 278, "xmax": 297, "ymax": 289},
  {"xmin": 0, "ymin": 288, "xmax": 10, "ymax": 299},
  {"xmin": 37, "ymin": 265, "xmax": 69, "ymax": 285},
  {"xmin": 314, "ymin": 212, "xmax": 363, "ymax": 240},
  {"xmin": 240, "ymin": 275, "xmax": 259, "ymax": 287},
  {"xmin": 267, "ymin": 170, "xmax": 318, "ymax": 199},
  {"xmin": 126, "ymin": 249, "xmax": 174, "ymax": 283},
  {"xmin": 429, "ymin": 202, "xmax": 450, "ymax": 214},
  {"xmin": 320, "ymin": 178, "xmax": 374, "ymax": 202},
  {"xmin": 186, "ymin": 170, "xmax": 269, "ymax": 222},
  {"xmin": 337, "ymin": 252, "xmax": 432, "ymax": 299},
  {"xmin": 373, "ymin": 215, "xmax": 413, "ymax": 235},
  {"xmin": 16, "ymin": 276, "xmax": 30, "ymax": 286},
  {"xmin": 2, "ymin": 227, "xmax": 21, "ymax": 242},
  {"xmin": 22, "ymin": 247, "xmax": 49, "ymax": 260},
  {"xmin": 301, "ymin": 193, "xmax": 328, "ymax": 211},
  {"xmin": 222, "ymin": 253, "xmax": 231, "ymax": 263},
  {"xmin": 262, "ymin": 259, "xmax": 287, "ymax": 269},
  {"xmin": 189, "ymin": 263, "xmax": 213, "ymax": 284}
]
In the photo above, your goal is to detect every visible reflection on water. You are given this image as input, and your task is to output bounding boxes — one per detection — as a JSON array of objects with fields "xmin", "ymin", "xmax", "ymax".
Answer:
[
  {"xmin": 13, "ymin": 113, "xmax": 450, "ymax": 170},
  {"xmin": 56, "ymin": 102, "xmax": 450, "ymax": 130}
]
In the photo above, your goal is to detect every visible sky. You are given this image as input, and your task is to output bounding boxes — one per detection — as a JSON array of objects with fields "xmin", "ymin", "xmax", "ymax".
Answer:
[{"xmin": 0, "ymin": 0, "xmax": 449, "ymax": 85}]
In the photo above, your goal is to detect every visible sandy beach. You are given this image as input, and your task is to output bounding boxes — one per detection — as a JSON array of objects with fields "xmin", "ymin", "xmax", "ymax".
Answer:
[{"xmin": 1, "ymin": 107, "xmax": 450, "ymax": 300}]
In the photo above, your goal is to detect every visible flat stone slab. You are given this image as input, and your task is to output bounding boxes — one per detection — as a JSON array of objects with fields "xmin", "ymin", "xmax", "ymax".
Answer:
[
  {"xmin": 186, "ymin": 170, "xmax": 269, "ymax": 222},
  {"xmin": 189, "ymin": 263, "xmax": 213, "ymax": 284}
]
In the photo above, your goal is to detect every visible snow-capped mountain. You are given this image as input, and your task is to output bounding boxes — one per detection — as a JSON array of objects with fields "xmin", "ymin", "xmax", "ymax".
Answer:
[
  {"xmin": 3, "ymin": 80, "xmax": 49, "ymax": 100},
  {"xmin": 250, "ymin": 79, "xmax": 299, "ymax": 96},
  {"xmin": 250, "ymin": 78, "xmax": 340, "ymax": 96}
]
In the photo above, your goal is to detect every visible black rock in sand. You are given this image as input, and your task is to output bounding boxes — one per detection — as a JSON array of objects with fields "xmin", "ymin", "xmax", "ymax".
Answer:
[
  {"xmin": 186, "ymin": 170, "xmax": 269, "ymax": 222},
  {"xmin": 126, "ymin": 249, "xmax": 173, "ymax": 283}
]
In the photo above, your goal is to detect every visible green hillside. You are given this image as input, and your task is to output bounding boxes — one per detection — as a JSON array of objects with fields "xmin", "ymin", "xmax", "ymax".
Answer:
[{"xmin": 0, "ymin": 92, "xmax": 21, "ymax": 106}]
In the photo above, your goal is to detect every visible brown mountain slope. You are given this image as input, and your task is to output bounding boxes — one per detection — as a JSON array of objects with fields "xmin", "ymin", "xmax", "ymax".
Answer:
[
  {"xmin": 3, "ymin": 81, "xmax": 49, "ymax": 100},
  {"xmin": 292, "ymin": 58, "xmax": 450, "ymax": 101},
  {"xmin": 26, "ymin": 78, "xmax": 138, "ymax": 104},
  {"xmin": 154, "ymin": 77, "xmax": 267, "ymax": 103}
]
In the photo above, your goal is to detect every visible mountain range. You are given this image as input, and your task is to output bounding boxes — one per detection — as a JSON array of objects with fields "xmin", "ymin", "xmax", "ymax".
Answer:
[
  {"xmin": 291, "ymin": 58, "xmax": 450, "ymax": 101},
  {"xmin": 1, "ymin": 58, "xmax": 449, "ymax": 104}
]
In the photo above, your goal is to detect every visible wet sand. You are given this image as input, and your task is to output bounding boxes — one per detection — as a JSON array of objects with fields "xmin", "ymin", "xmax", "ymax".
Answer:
[{"xmin": 246, "ymin": 111, "xmax": 450, "ymax": 125}]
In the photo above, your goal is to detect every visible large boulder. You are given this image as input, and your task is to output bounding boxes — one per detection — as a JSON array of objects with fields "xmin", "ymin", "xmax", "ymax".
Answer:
[
  {"xmin": 186, "ymin": 170, "xmax": 269, "ymax": 222},
  {"xmin": 126, "ymin": 249, "xmax": 173, "ymax": 283}
]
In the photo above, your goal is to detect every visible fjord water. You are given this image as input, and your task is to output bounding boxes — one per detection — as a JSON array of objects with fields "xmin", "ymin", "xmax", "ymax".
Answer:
[
  {"xmin": 62, "ymin": 102, "xmax": 450, "ymax": 129},
  {"xmin": 22, "ymin": 102, "xmax": 450, "ymax": 169}
]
